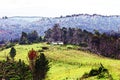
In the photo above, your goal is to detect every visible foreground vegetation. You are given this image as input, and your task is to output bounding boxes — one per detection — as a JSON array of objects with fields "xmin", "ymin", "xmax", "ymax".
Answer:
[{"xmin": 0, "ymin": 43, "xmax": 120, "ymax": 79}]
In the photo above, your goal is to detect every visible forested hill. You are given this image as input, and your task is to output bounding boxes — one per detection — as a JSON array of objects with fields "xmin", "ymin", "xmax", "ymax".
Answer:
[{"xmin": 1, "ymin": 14, "xmax": 120, "ymax": 40}]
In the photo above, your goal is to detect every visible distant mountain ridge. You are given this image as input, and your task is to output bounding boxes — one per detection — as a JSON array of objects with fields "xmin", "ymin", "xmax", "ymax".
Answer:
[{"xmin": 1, "ymin": 14, "xmax": 120, "ymax": 41}]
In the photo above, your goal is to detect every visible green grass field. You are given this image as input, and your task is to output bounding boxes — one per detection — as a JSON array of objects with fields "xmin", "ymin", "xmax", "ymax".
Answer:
[{"xmin": 0, "ymin": 43, "xmax": 120, "ymax": 80}]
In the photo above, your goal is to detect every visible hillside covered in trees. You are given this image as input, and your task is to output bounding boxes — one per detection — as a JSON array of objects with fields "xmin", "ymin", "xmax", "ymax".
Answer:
[
  {"xmin": 1, "ymin": 22, "xmax": 120, "ymax": 59},
  {"xmin": 45, "ymin": 24, "xmax": 120, "ymax": 59},
  {"xmin": 1, "ymin": 14, "xmax": 120, "ymax": 41}
]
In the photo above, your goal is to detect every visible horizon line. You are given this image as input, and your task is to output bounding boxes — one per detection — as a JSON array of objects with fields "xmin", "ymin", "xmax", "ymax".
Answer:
[{"xmin": 2, "ymin": 13, "xmax": 120, "ymax": 18}]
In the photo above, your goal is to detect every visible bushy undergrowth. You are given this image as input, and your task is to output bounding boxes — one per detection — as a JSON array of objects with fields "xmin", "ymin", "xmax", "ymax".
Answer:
[
  {"xmin": 80, "ymin": 63, "xmax": 113, "ymax": 80},
  {"xmin": 0, "ymin": 60, "xmax": 32, "ymax": 80}
]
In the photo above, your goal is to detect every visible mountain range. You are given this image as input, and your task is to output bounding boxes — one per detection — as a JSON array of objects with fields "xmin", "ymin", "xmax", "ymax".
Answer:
[{"xmin": 1, "ymin": 14, "xmax": 120, "ymax": 41}]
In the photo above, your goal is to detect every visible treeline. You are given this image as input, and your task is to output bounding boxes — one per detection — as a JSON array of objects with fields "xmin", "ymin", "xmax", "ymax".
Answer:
[
  {"xmin": 19, "ymin": 30, "xmax": 43, "ymax": 44},
  {"xmin": 45, "ymin": 24, "xmax": 120, "ymax": 59},
  {"xmin": 0, "ymin": 30, "xmax": 43, "ymax": 50},
  {"xmin": 1, "ymin": 24, "xmax": 120, "ymax": 59},
  {"xmin": 91, "ymin": 32, "xmax": 120, "ymax": 59},
  {"xmin": 0, "ymin": 30, "xmax": 42, "ymax": 45},
  {"xmin": 44, "ymin": 24, "xmax": 92, "ymax": 45}
]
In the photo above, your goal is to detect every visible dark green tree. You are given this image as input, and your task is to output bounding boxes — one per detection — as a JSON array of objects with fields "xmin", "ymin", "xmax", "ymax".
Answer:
[
  {"xmin": 61, "ymin": 27, "xmax": 67, "ymax": 44},
  {"xmin": 28, "ymin": 30, "xmax": 39, "ymax": 43},
  {"xmin": 91, "ymin": 35, "xmax": 100, "ymax": 53},
  {"xmin": 72, "ymin": 28, "xmax": 82, "ymax": 45},
  {"xmin": 9, "ymin": 47, "xmax": 16, "ymax": 61},
  {"xmin": 38, "ymin": 36, "xmax": 43, "ymax": 42},
  {"xmin": 34, "ymin": 53, "xmax": 49, "ymax": 80},
  {"xmin": 66, "ymin": 28, "xmax": 74, "ymax": 44},
  {"xmin": 44, "ymin": 29, "xmax": 52, "ymax": 42},
  {"xmin": 17, "ymin": 59, "xmax": 32, "ymax": 80},
  {"xmin": 94, "ymin": 29, "xmax": 100, "ymax": 36},
  {"xmin": 19, "ymin": 32, "xmax": 28, "ymax": 44},
  {"xmin": 51, "ymin": 24, "xmax": 62, "ymax": 41}
]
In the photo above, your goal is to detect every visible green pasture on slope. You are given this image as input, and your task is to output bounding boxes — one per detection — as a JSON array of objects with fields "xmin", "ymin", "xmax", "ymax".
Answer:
[{"xmin": 0, "ymin": 43, "xmax": 120, "ymax": 80}]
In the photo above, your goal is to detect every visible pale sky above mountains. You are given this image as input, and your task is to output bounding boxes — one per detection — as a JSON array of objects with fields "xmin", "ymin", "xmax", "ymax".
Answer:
[{"xmin": 0, "ymin": 0, "xmax": 120, "ymax": 17}]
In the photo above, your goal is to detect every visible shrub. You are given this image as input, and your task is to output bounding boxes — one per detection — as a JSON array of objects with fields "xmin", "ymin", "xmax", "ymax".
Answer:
[
  {"xmin": 81, "ymin": 72, "xmax": 89, "ymax": 79},
  {"xmin": 79, "ymin": 42, "xmax": 88, "ymax": 47},
  {"xmin": 66, "ymin": 45, "xmax": 74, "ymax": 49},
  {"xmin": 81, "ymin": 64, "xmax": 110, "ymax": 79},
  {"xmin": 89, "ymin": 69, "xmax": 99, "ymax": 76},
  {"xmin": 38, "ymin": 49, "xmax": 44, "ymax": 52},
  {"xmin": 42, "ymin": 47, "xmax": 49, "ymax": 50},
  {"xmin": 9, "ymin": 47, "xmax": 16, "ymax": 61},
  {"xmin": 46, "ymin": 42, "xmax": 50, "ymax": 44},
  {"xmin": 0, "ymin": 60, "xmax": 32, "ymax": 79}
]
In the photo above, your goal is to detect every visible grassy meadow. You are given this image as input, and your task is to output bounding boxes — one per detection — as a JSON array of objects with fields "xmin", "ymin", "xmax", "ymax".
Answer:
[{"xmin": 0, "ymin": 43, "xmax": 120, "ymax": 80}]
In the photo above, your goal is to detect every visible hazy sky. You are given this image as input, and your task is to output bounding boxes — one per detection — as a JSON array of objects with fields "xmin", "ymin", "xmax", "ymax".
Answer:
[{"xmin": 0, "ymin": 0, "xmax": 120, "ymax": 17}]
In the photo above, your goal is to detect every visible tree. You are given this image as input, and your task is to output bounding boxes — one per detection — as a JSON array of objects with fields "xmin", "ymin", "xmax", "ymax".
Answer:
[
  {"xmin": 44, "ymin": 29, "xmax": 52, "ymax": 42},
  {"xmin": 44, "ymin": 24, "xmax": 62, "ymax": 42},
  {"xmin": 38, "ymin": 36, "xmax": 43, "ymax": 42},
  {"xmin": 66, "ymin": 28, "xmax": 74, "ymax": 44},
  {"xmin": 17, "ymin": 59, "xmax": 32, "ymax": 80},
  {"xmin": 28, "ymin": 30, "xmax": 39, "ymax": 43},
  {"xmin": 2, "ymin": 16, "xmax": 8, "ymax": 19},
  {"xmin": 19, "ymin": 32, "xmax": 28, "ymax": 44},
  {"xmin": 28, "ymin": 49, "xmax": 49, "ymax": 80},
  {"xmin": 28, "ymin": 49, "xmax": 38, "ymax": 72},
  {"xmin": 9, "ymin": 47, "xmax": 16, "ymax": 61},
  {"xmin": 72, "ymin": 29, "xmax": 82, "ymax": 45},
  {"xmin": 34, "ymin": 53, "xmax": 49, "ymax": 80},
  {"xmin": 51, "ymin": 24, "xmax": 62, "ymax": 41},
  {"xmin": 91, "ymin": 35, "xmax": 100, "ymax": 53},
  {"xmin": 61, "ymin": 27, "xmax": 67, "ymax": 44},
  {"xmin": 94, "ymin": 29, "xmax": 100, "ymax": 36}
]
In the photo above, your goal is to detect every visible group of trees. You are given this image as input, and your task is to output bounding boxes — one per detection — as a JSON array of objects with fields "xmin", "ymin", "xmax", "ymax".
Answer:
[
  {"xmin": 45, "ymin": 24, "xmax": 120, "ymax": 59},
  {"xmin": 28, "ymin": 49, "xmax": 49, "ymax": 80},
  {"xmin": 2, "ymin": 16, "xmax": 8, "ymax": 19},
  {"xmin": 0, "ymin": 47, "xmax": 49, "ymax": 80},
  {"xmin": 2, "ymin": 23, "xmax": 120, "ymax": 59},
  {"xmin": 91, "ymin": 32, "xmax": 120, "ymax": 59},
  {"xmin": 19, "ymin": 30, "xmax": 42, "ymax": 44},
  {"xmin": 45, "ymin": 24, "xmax": 92, "ymax": 45}
]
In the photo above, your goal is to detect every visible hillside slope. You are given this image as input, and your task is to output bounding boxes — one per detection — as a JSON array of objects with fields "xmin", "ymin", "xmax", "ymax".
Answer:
[
  {"xmin": 0, "ymin": 43, "xmax": 120, "ymax": 79},
  {"xmin": 1, "ymin": 14, "xmax": 120, "ymax": 40}
]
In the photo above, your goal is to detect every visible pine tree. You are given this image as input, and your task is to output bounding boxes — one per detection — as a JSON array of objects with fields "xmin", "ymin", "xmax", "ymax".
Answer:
[
  {"xmin": 34, "ymin": 53, "xmax": 49, "ymax": 80},
  {"xmin": 9, "ymin": 47, "xmax": 16, "ymax": 61},
  {"xmin": 19, "ymin": 32, "xmax": 28, "ymax": 44},
  {"xmin": 61, "ymin": 27, "xmax": 67, "ymax": 44},
  {"xmin": 28, "ymin": 30, "xmax": 39, "ymax": 43},
  {"xmin": 51, "ymin": 24, "xmax": 62, "ymax": 41}
]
